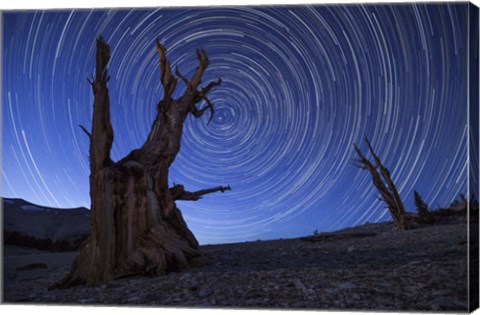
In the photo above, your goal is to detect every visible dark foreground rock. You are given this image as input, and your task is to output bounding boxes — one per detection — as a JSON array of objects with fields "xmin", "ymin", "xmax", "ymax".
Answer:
[{"xmin": 2, "ymin": 219, "xmax": 475, "ymax": 311}]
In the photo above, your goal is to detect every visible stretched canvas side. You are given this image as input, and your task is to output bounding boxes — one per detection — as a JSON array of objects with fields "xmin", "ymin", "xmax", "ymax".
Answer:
[{"xmin": 469, "ymin": 1, "xmax": 480, "ymax": 312}]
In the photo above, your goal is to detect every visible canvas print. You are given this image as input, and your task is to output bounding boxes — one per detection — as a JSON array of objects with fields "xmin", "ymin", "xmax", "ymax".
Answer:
[{"xmin": 2, "ymin": 1, "xmax": 479, "ymax": 312}]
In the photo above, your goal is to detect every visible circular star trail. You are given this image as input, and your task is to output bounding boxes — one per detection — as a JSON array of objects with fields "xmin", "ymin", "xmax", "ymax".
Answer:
[{"xmin": 3, "ymin": 3, "xmax": 472, "ymax": 244}]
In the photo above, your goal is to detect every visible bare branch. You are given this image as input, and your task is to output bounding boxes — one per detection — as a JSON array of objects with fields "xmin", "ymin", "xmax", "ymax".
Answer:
[
  {"xmin": 86, "ymin": 76, "xmax": 94, "ymax": 88},
  {"xmin": 196, "ymin": 48, "xmax": 209, "ymax": 68},
  {"xmin": 171, "ymin": 184, "xmax": 231, "ymax": 201},
  {"xmin": 188, "ymin": 78, "xmax": 222, "ymax": 125},
  {"xmin": 175, "ymin": 66, "xmax": 194, "ymax": 95},
  {"xmin": 192, "ymin": 95, "xmax": 215, "ymax": 124},
  {"xmin": 189, "ymin": 48, "xmax": 209, "ymax": 90},
  {"xmin": 79, "ymin": 124, "xmax": 91, "ymax": 139},
  {"xmin": 156, "ymin": 38, "xmax": 177, "ymax": 101},
  {"xmin": 351, "ymin": 160, "xmax": 366, "ymax": 170},
  {"xmin": 199, "ymin": 78, "xmax": 222, "ymax": 97}
]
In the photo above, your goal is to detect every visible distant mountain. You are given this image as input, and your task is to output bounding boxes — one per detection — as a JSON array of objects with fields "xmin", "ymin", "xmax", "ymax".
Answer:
[{"xmin": 3, "ymin": 198, "xmax": 90, "ymax": 251}]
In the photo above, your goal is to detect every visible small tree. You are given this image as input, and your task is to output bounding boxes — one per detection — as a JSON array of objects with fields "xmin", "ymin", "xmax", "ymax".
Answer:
[
  {"xmin": 414, "ymin": 190, "xmax": 435, "ymax": 224},
  {"xmin": 353, "ymin": 137, "xmax": 410, "ymax": 230}
]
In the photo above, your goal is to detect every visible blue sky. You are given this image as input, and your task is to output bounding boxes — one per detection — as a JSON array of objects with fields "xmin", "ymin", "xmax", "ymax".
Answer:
[{"xmin": 2, "ymin": 3, "xmax": 476, "ymax": 244}]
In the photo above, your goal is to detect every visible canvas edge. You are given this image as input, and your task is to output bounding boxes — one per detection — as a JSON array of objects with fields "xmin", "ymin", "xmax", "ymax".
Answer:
[{"xmin": 469, "ymin": 1, "xmax": 480, "ymax": 313}]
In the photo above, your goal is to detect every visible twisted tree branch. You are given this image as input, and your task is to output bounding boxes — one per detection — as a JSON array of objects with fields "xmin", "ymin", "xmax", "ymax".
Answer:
[
  {"xmin": 353, "ymin": 138, "xmax": 410, "ymax": 230},
  {"xmin": 171, "ymin": 184, "xmax": 231, "ymax": 201},
  {"xmin": 192, "ymin": 95, "xmax": 215, "ymax": 124},
  {"xmin": 156, "ymin": 38, "xmax": 177, "ymax": 102},
  {"xmin": 175, "ymin": 66, "xmax": 195, "ymax": 95}
]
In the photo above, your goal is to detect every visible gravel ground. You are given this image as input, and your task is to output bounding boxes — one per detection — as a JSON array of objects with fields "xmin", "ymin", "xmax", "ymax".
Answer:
[{"xmin": 2, "ymin": 218, "xmax": 476, "ymax": 311}]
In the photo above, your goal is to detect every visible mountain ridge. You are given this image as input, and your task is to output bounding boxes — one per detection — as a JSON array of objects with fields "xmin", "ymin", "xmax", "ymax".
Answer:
[{"xmin": 3, "ymin": 197, "xmax": 90, "ymax": 251}]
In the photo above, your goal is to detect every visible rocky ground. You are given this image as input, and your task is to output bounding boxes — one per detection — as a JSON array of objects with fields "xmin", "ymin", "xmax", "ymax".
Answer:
[{"xmin": 2, "ymin": 217, "xmax": 477, "ymax": 311}]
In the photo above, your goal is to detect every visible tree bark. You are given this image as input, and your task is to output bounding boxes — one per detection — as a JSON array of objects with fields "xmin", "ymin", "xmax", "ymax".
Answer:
[
  {"xmin": 53, "ymin": 36, "xmax": 226, "ymax": 288},
  {"xmin": 413, "ymin": 190, "xmax": 435, "ymax": 224},
  {"xmin": 353, "ymin": 137, "xmax": 410, "ymax": 230}
]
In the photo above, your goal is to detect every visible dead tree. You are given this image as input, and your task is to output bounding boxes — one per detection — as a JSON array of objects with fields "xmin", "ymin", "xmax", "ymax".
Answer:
[
  {"xmin": 53, "ymin": 37, "xmax": 227, "ymax": 288},
  {"xmin": 413, "ymin": 190, "xmax": 435, "ymax": 224},
  {"xmin": 353, "ymin": 137, "xmax": 410, "ymax": 230}
]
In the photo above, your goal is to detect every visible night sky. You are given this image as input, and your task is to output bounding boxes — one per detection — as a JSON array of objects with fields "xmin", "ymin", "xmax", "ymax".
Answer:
[{"xmin": 2, "ymin": 3, "xmax": 475, "ymax": 244}]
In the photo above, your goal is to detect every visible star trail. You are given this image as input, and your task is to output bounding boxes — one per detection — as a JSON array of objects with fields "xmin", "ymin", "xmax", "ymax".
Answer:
[{"xmin": 2, "ymin": 3, "xmax": 475, "ymax": 244}]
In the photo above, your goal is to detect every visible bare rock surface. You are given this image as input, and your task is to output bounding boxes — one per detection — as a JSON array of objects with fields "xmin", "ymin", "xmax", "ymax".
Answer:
[{"xmin": 2, "ymin": 218, "xmax": 475, "ymax": 311}]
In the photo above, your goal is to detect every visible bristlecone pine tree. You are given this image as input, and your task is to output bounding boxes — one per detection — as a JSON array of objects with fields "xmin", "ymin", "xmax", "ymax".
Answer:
[
  {"xmin": 353, "ymin": 137, "xmax": 411, "ymax": 230},
  {"xmin": 54, "ymin": 37, "xmax": 230, "ymax": 288},
  {"xmin": 413, "ymin": 190, "xmax": 435, "ymax": 224}
]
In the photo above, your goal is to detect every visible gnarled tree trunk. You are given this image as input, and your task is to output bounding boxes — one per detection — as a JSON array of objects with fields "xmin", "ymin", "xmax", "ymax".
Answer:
[
  {"xmin": 353, "ymin": 137, "xmax": 410, "ymax": 230},
  {"xmin": 54, "ymin": 37, "xmax": 228, "ymax": 288}
]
